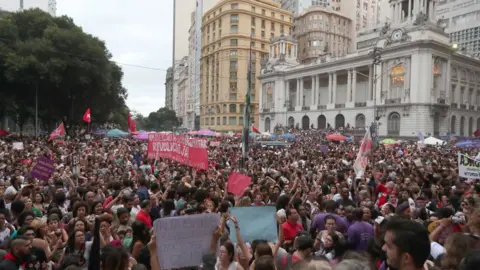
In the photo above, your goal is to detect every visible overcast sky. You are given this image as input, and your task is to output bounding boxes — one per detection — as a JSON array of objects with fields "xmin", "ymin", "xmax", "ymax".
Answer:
[{"xmin": 57, "ymin": 0, "xmax": 173, "ymax": 116}]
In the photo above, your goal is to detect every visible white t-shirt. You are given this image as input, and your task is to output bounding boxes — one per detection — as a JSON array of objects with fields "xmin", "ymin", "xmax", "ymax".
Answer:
[{"xmin": 430, "ymin": 241, "xmax": 445, "ymax": 260}]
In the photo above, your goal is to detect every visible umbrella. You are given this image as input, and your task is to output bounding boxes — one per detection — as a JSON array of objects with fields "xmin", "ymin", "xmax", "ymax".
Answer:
[
  {"xmin": 380, "ymin": 138, "xmax": 397, "ymax": 144},
  {"xmin": 134, "ymin": 131, "xmax": 150, "ymax": 140},
  {"xmin": 105, "ymin": 129, "xmax": 130, "ymax": 137},
  {"xmin": 92, "ymin": 129, "xmax": 107, "ymax": 135},
  {"xmin": 197, "ymin": 129, "xmax": 216, "ymax": 136},
  {"xmin": 455, "ymin": 140, "xmax": 480, "ymax": 148},
  {"xmin": 249, "ymin": 132, "xmax": 260, "ymax": 137},
  {"xmin": 327, "ymin": 134, "xmax": 347, "ymax": 141},
  {"xmin": 0, "ymin": 130, "xmax": 8, "ymax": 136},
  {"xmin": 188, "ymin": 130, "xmax": 198, "ymax": 135}
]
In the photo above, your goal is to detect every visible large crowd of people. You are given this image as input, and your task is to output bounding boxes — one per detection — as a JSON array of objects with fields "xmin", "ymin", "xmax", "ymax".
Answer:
[{"xmin": 0, "ymin": 129, "xmax": 478, "ymax": 270}]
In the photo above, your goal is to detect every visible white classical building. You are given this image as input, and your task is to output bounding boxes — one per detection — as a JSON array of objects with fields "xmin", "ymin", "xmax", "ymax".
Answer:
[{"xmin": 259, "ymin": 0, "xmax": 480, "ymax": 137}]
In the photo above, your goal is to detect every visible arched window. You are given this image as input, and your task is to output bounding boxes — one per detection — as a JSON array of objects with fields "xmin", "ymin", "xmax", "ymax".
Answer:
[
  {"xmin": 229, "ymin": 104, "xmax": 236, "ymax": 113},
  {"xmin": 317, "ymin": 115, "xmax": 326, "ymax": 129},
  {"xmin": 288, "ymin": 116, "xmax": 295, "ymax": 127},
  {"xmin": 335, "ymin": 114, "xmax": 345, "ymax": 129},
  {"xmin": 355, "ymin": 114, "xmax": 366, "ymax": 129},
  {"xmin": 468, "ymin": 117, "xmax": 473, "ymax": 136},
  {"xmin": 451, "ymin": 116, "xmax": 456, "ymax": 135},
  {"xmin": 265, "ymin": 117, "xmax": 271, "ymax": 132},
  {"xmin": 387, "ymin": 112, "xmax": 401, "ymax": 135},
  {"xmin": 390, "ymin": 64, "xmax": 405, "ymax": 99},
  {"xmin": 460, "ymin": 116, "xmax": 465, "ymax": 136},
  {"xmin": 302, "ymin": 115, "xmax": 310, "ymax": 130}
]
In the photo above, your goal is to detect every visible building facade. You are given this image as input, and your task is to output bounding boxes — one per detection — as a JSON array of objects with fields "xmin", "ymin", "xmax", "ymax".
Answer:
[
  {"xmin": 188, "ymin": 0, "xmax": 219, "ymax": 130},
  {"xmin": 294, "ymin": 7, "xmax": 353, "ymax": 63},
  {"xmin": 200, "ymin": 0, "xmax": 294, "ymax": 132},
  {"xmin": 165, "ymin": 67, "xmax": 174, "ymax": 110},
  {"xmin": 0, "ymin": 0, "xmax": 56, "ymax": 15},
  {"xmin": 177, "ymin": 60, "xmax": 190, "ymax": 129},
  {"xmin": 436, "ymin": 0, "xmax": 480, "ymax": 57},
  {"xmin": 259, "ymin": 0, "xmax": 480, "ymax": 137}
]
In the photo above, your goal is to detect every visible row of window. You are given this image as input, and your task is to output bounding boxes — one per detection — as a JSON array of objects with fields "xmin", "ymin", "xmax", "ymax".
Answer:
[
  {"xmin": 202, "ymin": 104, "xmax": 256, "ymax": 115},
  {"xmin": 202, "ymin": 116, "xmax": 244, "ymax": 126}
]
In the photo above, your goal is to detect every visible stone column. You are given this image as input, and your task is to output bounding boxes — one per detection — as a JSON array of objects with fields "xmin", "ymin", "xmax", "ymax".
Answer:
[
  {"xmin": 328, "ymin": 73, "xmax": 332, "ymax": 103},
  {"xmin": 296, "ymin": 78, "xmax": 300, "ymax": 106},
  {"xmin": 408, "ymin": 0, "xmax": 412, "ymax": 20},
  {"xmin": 311, "ymin": 76, "xmax": 316, "ymax": 105},
  {"xmin": 300, "ymin": 78, "xmax": 304, "ymax": 106},
  {"xmin": 332, "ymin": 72, "xmax": 337, "ymax": 105},
  {"xmin": 285, "ymin": 80, "xmax": 289, "ymax": 110},
  {"xmin": 352, "ymin": 69, "xmax": 357, "ymax": 103},
  {"xmin": 391, "ymin": 3, "xmax": 395, "ymax": 22},
  {"xmin": 347, "ymin": 70, "xmax": 352, "ymax": 102},
  {"xmin": 368, "ymin": 65, "xmax": 373, "ymax": 100}
]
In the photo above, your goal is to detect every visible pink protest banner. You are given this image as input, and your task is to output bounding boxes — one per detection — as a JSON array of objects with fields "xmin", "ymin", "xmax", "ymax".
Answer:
[
  {"xmin": 147, "ymin": 133, "xmax": 208, "ymax": 170},
  {"xmin": 227, "ymin": 172, "xmax": 252, "ymax": 195}
]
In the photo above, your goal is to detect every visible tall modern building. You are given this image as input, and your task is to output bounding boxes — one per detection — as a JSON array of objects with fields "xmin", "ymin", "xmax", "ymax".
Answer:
[
  {"xmin": 436, "ymin": 0, "xmax": 480, "ymax": 57},
  {"xmin": 165, "ymin": 67, "xmax": 174, "ymax": 110},
  {"xmin": 0, "ymin": 0, "xmax": 56, "ymax": 15},
  {"xmin": 200, "ymin": 0, "xmax": 294, "ymax": 131},
  {"xmin": 188, "ymin": 0, "xmax": 219, "ymax": 130}
]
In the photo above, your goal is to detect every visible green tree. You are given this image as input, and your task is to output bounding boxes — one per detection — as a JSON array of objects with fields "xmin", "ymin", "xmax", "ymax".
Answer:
[
  {"xmin": 0, "ymin": 9, "xmax": 128, "ymax": 133},
  {"xmin": 133, "ymin": 107, "xmax": 180, "ymax": 131}
]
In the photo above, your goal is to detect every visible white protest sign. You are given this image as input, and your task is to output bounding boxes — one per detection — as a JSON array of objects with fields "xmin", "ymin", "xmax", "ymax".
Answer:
[
  {"xmin": 154, "ymin": 213, "xmax": 220, "ymax": 269},
  {"xmin": 12, "ymin": 142, "xmax": 24, "ymax": 150},
  {"xmin": 458, "ymin": 153, "xmax": 480, "ymax": 178}
]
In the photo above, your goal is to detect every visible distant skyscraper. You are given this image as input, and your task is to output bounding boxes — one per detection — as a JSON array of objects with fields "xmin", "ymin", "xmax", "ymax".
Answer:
[
  {"xmin": 0, "ymin": 0, "xmax": 56, "ymax": 16},
  {"xmin": 436, "ymin": 0, "xmax": 480, "ymax": 57}
]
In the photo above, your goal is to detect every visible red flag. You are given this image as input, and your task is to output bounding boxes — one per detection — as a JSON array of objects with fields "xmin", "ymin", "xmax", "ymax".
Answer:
[
  {"xmin": 474, "ymin": 129, "xmax": 480, "ymax": 137},
  {"xmin": 251, "ymin": 125, "xmax": 260, "ymax": 134},
  {"xmin": 83, "ymin": 108, "xmax": 91, "ymax": 123},
  {"xmin": 128, "ymin": 113, "xmax": 132, "ymax": 132},
  {"xmin": 227, "ymin": 172, "xmax": 252, "ymax": 195},
  {"xmin": 48, "ymin": 123, "xmax": 66, "ymax": 141},
  {"xmin": 131, "ymin": 120, "xmax": 137, "ymax": 133}
]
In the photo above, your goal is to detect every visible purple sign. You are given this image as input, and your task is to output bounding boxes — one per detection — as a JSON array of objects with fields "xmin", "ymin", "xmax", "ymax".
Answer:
[{"xmin": 31, "ymin": 157, "xmax": 55, "ymax": 181}]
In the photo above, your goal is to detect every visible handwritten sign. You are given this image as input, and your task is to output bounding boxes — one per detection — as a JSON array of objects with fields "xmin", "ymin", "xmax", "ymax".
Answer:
[
  {"xmin": 31, "ymin": 157, "xmax": 55, "ymax": 181},
  {"xmin": 12, "ymin": 142, "xmax": 24, "ymax": 150},
  {"xmin": 154, "ymin": 213, "xmax": 220, "ymax": 269},
  {"xmin": 228, "ymin": 206, "xmax": 277, "ymax": 244}
]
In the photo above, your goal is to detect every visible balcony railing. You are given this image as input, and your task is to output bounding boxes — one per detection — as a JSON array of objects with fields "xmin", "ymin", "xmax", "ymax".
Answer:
[
  {"xmin": 460, "ymin": 104, "xmax": 467, "ymax": 109},
  {"xmin": 436, "ymin": 97, "xmax": 446, "ymax": 104},
  {"xmin": 287, "ymin": 106, "xmax": 295, "ymax": 111},
  {"xmin": 335, "ymin": 104, "xmax": 345, "ymax": 108},
  {"xmin": 385, "ymin": 98, "xmax": 401, "ymax": 104},
  {"xmin": 262, "ymin": 108, "xmax": 270, "ymax": 113},
  {"xmin": 302, "ymin": 106, "xmax": 310, "ymax": 111},
  {"xmin": 355, "ymin": 102, "xmax": 367, "ymax": 107},
  {"xmin": 317, "ymin": 105, "xmax": 327, "ymax": 110},
  {"xmin": 451, "ymin": 103, "xmax": 457, "ymax": 108}
]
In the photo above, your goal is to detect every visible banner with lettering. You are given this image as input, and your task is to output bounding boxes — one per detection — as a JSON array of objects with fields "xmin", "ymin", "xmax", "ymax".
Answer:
[
  {"xmin": 31, "ymin": 157, "xmax": 55, "ymax": 181},
  {"xmin": 354, "ymin": 127, "xmax": 372, "ymax": 178},
  {"xmin": 147, "ymin": 133, "xmax": 208, "ymax": 170},
  {"xmin": 458, "ymin": 153, "xmax": 480, "ymax": 178},
  {"xmin": 153, "ymin": 213, "xmax": 220, "ymax": 269}
]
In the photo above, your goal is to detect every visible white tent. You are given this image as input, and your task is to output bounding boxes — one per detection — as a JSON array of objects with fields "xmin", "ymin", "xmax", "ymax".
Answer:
[{"xmin": 423, "ymin": 136, "xmax": 444, "ymax": 145}]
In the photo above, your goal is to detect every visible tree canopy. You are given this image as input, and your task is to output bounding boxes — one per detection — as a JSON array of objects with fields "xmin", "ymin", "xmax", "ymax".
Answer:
[
  {"xmin": 0, "ymin": 9, "xmax": 129, "ymax": 132},
  {"xmin": 133, "ymin": 107, "xmax": 182, "ymax": 131}
]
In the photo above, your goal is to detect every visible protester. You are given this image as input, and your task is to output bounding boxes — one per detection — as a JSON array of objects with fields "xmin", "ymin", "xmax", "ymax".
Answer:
[{"xmin": 0, "ymin": 127, "xmax": 478, "ymax": 270}]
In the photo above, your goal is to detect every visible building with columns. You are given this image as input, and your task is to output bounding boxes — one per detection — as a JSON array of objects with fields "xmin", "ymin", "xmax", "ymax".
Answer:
[{"xmin": 259, "ymin": 0, "xmax": 480, "ymax": 137}]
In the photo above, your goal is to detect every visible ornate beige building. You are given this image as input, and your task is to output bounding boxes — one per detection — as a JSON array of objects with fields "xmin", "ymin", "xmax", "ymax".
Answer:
[
  {"xmin": 200, "ymin": 0, "xmax": 294, "ymax": 132},
  {"xmin": 294, "ymin": 6, "xmax": 353, "ymax": 63}
]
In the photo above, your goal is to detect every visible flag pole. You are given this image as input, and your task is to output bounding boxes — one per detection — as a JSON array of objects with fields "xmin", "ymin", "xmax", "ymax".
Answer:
[{"xmin": 241, "ymin": 33, "xmax": 253, "ymax": 170}]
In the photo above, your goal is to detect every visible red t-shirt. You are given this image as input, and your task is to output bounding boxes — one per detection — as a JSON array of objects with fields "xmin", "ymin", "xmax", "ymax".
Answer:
[
  {"xmin": 136, "ymin": 210, "xmax": 152, "ymax": 229},
  {"xmin": 281, "ymin": 221, "xmax": 304, "ymax": 241}
]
